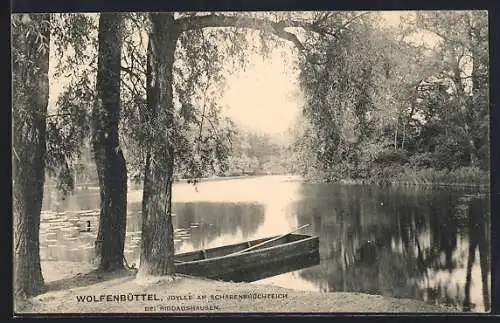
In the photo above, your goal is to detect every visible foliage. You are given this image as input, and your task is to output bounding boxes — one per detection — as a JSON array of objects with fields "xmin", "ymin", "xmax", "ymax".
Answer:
[
  {"xmin": 45, "ymin": 74, "xmax": 95, "ymax": 194},
  {"xmin": 293, "ymin": 11, "xmax": 489, "ymax": 186},
  {"xmin": 44, "ymin": 13, "xmax": 97, "ymax": 195},
  {"xmin": 171, "ymin": 28, "xmax": 236, "ymax": 183},
  {"xmin": 30, "ymin": 12, "xmax": 489, "ymax": 189},
  {"xmin": 51, "ymin": 13, "xmax": 97, "ymax": 77},
  {"xmin": 119, "ymin": 13, "xmax": 298, "ymax": 185},
  {"xmin": 118, "ymin": 14, "xmax": 237, "ymax": 185},
  {"xmin": 224, "ymin": 127, "xmax": 290, "ymax": 176}
]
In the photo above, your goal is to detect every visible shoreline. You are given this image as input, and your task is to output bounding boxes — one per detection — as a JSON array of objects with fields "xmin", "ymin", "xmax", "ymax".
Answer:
[
  {"xmin": 15, "ymin": 261, "xmax": 459, "ymax": 314},
  {"xmin": 303, "ymin": 177, "xmax": 489, "ymax": 188},
  {"xmin": 50, "ymin": 173, "xmax": 489, "ymax": 191},
  {"xmin": 172, "ymin": 174, "xmax": 277, "ymax": 184}
]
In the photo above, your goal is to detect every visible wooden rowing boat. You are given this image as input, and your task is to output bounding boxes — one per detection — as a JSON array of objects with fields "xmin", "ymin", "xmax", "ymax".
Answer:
[{"xmin": 174, "ymin": 233, "xmax": 320, "ymax": 281}]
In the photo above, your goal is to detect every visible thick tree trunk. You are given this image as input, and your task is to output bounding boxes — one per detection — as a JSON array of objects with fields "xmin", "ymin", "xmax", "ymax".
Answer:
[
  {"xmin": 12, "ymin": 13, "xmax": 50, "ymax": 297},
  {"xmin": 139, "ymin": 13, "xmax": 178, "ymax": 276},
  {"xmin": 91, "ymin": 13, "xmax": 127, "ymax": 271}
]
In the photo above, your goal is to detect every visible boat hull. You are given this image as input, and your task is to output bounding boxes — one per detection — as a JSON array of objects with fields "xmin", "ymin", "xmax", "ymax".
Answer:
[{"xmin": 174, "ymin": 234, "xmax": 320, "ymax": 281}]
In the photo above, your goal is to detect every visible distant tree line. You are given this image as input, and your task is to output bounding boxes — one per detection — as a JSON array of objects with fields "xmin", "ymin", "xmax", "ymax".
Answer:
[
  {"xmin": 184, "ymin": 127, "xmax": 290, "ymax": 177},
  {"xmin": 56, "ymin": 126, "xmax": 291, "ymax": 183}
]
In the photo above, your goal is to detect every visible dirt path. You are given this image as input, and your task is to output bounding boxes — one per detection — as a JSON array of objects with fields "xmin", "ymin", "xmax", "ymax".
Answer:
[{"xmin": 15, "ymin": 261, "xmax": 457, "ymax": 314}]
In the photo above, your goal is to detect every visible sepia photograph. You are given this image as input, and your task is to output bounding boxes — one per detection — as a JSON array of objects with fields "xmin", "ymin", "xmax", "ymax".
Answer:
[{"xmin": 12, "ymin": 10, "xmax": 491, "ymax": 314}]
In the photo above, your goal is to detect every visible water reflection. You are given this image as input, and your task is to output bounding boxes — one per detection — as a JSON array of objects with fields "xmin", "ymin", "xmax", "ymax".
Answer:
[
  {"xmin": 173, "ymin": 202, "xmax": 265, "ymax": 249},
  {"xmin": 40, "ymin": 197, "xmax": 266, "ymax": 269},
  {"xmin": 40, "ymin": 176, "xmax": 490, "ymax": 312},
  {"xmin": 228, "ymin": 252, "xmax": 320, "ymax": 282},
  {"xmin": 284, "ymin": 185, "xmax": 490, "ymax": 312}
]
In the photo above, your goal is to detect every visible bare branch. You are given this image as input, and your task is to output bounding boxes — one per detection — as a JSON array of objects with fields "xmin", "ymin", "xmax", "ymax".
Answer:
[
  {"xmin": 336, "ymin": 12, "xmax": 370, "ymax": 31},
  {"xmin": 46, "ymin": 113, "xmax": 73, "ymax": 119},
  {"xmin": 12, "ymin": 147, "xmax": 21, "ymax": 162},
  {"xmin": 313, "ymin": 12, "xmax": 333, "ymax": 26},
  {"xmin": 121, "ymin": 76, "xmax": 145, "ymax": 97},
  {"xmin": 174, "ymin": 14, "xmax": 310, "ymax": 50},
  {"xmin": 120, "ymin": 65, "xmax": 144, "ymax": 81},
  {"xmin": 174, "ymin": 12, "xmax": 371, "ymax": 52}
]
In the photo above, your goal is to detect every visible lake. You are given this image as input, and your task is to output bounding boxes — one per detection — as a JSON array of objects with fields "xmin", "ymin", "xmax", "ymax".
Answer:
[{"xmin": 40, "ymin": 175, "xmax": 491, "ymax": 312}]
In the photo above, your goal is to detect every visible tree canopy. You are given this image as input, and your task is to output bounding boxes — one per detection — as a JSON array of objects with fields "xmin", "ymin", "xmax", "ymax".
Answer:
[{"xmin": 292, "ymin": 11, "xmax": 489, "ymax": 185}]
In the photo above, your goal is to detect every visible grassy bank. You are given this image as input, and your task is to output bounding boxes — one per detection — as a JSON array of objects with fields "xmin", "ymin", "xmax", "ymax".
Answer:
[
  {"xmin": 305, "ymin": 166, "xmax": 489, "ymax": 188},
  {"xmin": 15, "ymin": 261, "xmax": 458, "ymax": 314},
  {"xmin": 393, "ymin": 167, "xmax": 489, "ymax": 187}
]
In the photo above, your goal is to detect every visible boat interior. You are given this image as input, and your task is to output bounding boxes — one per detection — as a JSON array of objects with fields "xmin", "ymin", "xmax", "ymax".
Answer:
[{"xmin": 174, "ymin": 233, "xmax": 312, "ymax": 263}]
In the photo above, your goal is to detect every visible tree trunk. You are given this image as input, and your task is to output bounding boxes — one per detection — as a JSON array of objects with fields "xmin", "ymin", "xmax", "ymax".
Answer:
[
  {"xmin": 462, "ymin": 198, "xmax": 485, "ymax": 311},
  {"xmin": 449, "ymin": 45, "xmax": 465, "ymax": 99},
  {"xmin": 393, "ymin": 122, "xmax": 398, "ymax": 151},
  {"xmin": 139, "ymin": 13, "xmax": 178, "ymax": 276},
  {"xmin": 462, "ymin": 239, "xmax": 477, "ymax": 312},
  {"xmin": 91, "ymin": 13, "xmax": 127, "ymax": 271},
  {"xmin": 469, "ymin": 29, "xmax": 481, "ymax": 168},
  {"xmin": 12, "ymin": 13, "xmax": 51, "ymax": 297},
  {"xmin": 478, "ymin": 236, "xmax": 490, "ymax": 312},
  {"xmin": 477, "ymin": 199, "xmax": 490, "ymax": 312},
  {"xmin": 401, "ymin": 120, "xmax": 406, "ymax": 151}
]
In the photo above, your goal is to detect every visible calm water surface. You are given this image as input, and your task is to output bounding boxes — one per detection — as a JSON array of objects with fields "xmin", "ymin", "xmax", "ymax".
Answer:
[{"xmin": 40, "ymin": 175, "xmax": 491, "ymax": 312}]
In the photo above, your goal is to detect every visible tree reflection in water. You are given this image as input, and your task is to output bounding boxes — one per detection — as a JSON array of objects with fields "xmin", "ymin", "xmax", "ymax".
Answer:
[
  {"xmin": 292, "ymin": 184, "xmax": 490, "ymax": 312},
  {"xmin": 40, "ymin": 197, "xmax": 266, "ymax": 269},
  {"xmin": 172, "ymin": 202, "xmax": 265, "ymax": 249},
  {"xmin": 462, "ymin": 196, "xmax": 490, "ymax": 312},
  {"xmin": 127, "ymin": 201, "xmax": 266, "ymax": 253}
]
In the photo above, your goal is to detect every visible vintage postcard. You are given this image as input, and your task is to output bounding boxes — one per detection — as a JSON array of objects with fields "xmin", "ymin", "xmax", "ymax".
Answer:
[{"xmin": 12, "ymin": 10, "xmax": 491, "ymax": 315}]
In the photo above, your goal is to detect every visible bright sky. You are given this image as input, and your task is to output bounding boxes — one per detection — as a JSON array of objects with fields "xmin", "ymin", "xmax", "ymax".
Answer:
[
  {"xmin": 220, "ymin": 47, "xmax": 302, "ymax": 137},
  {"xmin": 218, "ymin": 11, "xmax": 433, "ymax": 137},
  {"xmin": 379, "ymin": 11, "xmax": 406, "ymax": 26}
]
